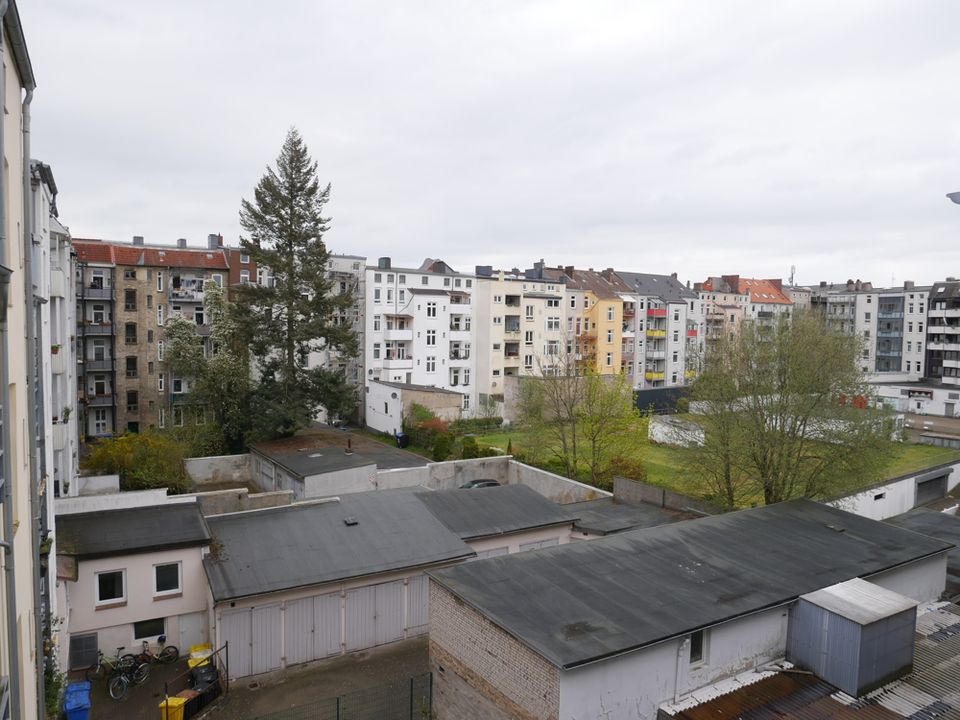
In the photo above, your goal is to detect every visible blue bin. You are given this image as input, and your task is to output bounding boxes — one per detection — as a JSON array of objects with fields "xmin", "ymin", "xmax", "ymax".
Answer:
[
  {"xmin": 65, "ymin": 681, "xmax": 91, "ymax": 696},
  {"xmin": 65, "ymin": 690, "xmax": 91, "ymax": 720}
]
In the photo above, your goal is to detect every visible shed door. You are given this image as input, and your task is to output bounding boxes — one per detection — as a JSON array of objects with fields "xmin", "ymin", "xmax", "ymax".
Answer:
[
  {"xmin": 284, "ymin": 597, "xmax": 314, "ymax": 666},
  {"xmin": 314, "ymin": 591, "xmax": 342, "ymax": 659},
  {"xmin": 374, "ymin": 581, "xmax": 404, "ymax": 646},
  {"xmin": 345, "ymin": 586, "xmax": 377, "ymax": 651},
  {"xmin": 251, "ymin": 605, "xmax": 282, "ymax": 675},
  {"xmin": 916, "ymin": 475, "xmax": 947, "ymax": 505},
  {"xmin": 220, "ymin": 609, "xmax": 252, "ymax": 678}
]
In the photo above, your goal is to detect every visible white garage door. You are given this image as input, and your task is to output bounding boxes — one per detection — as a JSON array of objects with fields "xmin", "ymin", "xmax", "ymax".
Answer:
[
  {"xmin": 251, "ymin": 605, "xmax": 282, "ymax": 675},
  {"xmin": 406, "ymin": 575, "xmax": 429, "ymax": 634},
  {"xmin": 221, "ymin": 609, "xmax": 252, "ymax": 679},
  {"xmin": 284, "ymin": 592, "xmax": 343, "ymax": 666},
  {"xmin": 345, "ymin": 581, "xmax": 405, "ymax": 651}
]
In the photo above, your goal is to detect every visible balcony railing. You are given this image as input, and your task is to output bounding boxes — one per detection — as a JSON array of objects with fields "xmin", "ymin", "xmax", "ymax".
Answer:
[
  {"xmin": 83, "ymin": 358, "xmax": 114, "ymax": 371},
  {"xmin": 644, "ymin": 371, "xmax": 665, "ymax": 381},
  {"xmin": 686, "ymin": 329, "xmax": 697, "ymax": 337},
  {"xmin": 169, "ymin": 287, "xmax": 204, "ymax": 302},
  {"xmin": 877, "ymin": 311, "xmax": 903, "ymax": 319},
  {"xmin": 79, "ymin": 286, "xmax": 114, "ymax": 300},
  {"xmin": 450, "ymin": 351, "xmax": 471, "ymax": 360},
  {"xmin": 647, "ymin": 308, "xmax": 667, "ymax": 317},
  {"xmin": 646, "ymin": 329, "xmax": 667, "ymax": 338},
  {"xmin": 877, "ymin": 330, "xmax": 902, "ymax": 338},
  {"xmin": 86, "ymin": 393, "xmax": 114, "ymax": 407},
  {"xmin": 83, "ymin": 322, "xmax": 114, "ymax": 335}
]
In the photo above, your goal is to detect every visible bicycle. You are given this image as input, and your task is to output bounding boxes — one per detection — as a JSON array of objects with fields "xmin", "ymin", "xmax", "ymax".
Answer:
[
  {"xmin": 85, "ymin": 646, "xmax": 136, "ymax": 682},
  {"xmin": 134, "ymin": 635, "xmax": 180, "ymax": 665},
  {"xmin": 106, "ymin": 660, "xmax": 150, "ymax": 701},
  {"xmin": 86, "ymin": 646, "xmax": 149, "ymax": 700}
]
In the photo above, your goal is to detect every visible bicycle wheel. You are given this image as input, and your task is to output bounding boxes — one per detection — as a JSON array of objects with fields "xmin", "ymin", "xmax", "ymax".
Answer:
[
  {"xmin": 133, "ymin": 662, "xmax": 150, "ymax": 685},
  {"xmin": 158, "ymin": 645, "xmax": 180, "ymax": 664},
  {"xmin": 108, "ymin": 674, "xmax": 128, "ymax": 701},
  {"xmin": 85, "ymin": 662, "xmax": 104, "ymax": 682},
  {"xmin": 119, "ymin": 653, "xmax": 137, "ymax": 671}
]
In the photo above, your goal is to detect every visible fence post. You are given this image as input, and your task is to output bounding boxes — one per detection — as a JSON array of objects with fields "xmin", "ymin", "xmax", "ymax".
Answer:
[
  {"xmin": 410, "ymin": 676, "xmax": 414, "ymax": 719},
  {"xmin": 336, "ymin": 695, "xmax": 341, "ymax": 720},
  {"xmin": 429, "ymin": 672, "xmax": 433, "ymax": 716},
  {"xmin": 225, "ymin": 640, "xmax": 229, "ymax": 695}
]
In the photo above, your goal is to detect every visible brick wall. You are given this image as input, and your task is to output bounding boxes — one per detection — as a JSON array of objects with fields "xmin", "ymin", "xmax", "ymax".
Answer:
[{"xmin": 429, "ymin": 580, "xmax": 559, "ymax": 720}]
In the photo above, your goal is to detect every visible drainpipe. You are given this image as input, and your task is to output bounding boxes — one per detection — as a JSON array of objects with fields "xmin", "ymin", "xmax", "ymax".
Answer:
[
  {"xmin": 673, "ymin": 637, "xmax": 689, "ymax": 703},
  {"xmin": 0, "ymin": 2, "xmax": 23, "ymax": 717},
  {"xmin": 22, "ymin": 84, "xmax": 44, "ymax": 718}
]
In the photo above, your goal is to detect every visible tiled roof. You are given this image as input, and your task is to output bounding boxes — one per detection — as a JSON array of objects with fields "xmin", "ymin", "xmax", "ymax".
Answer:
[
  {"xmin": 702, "ymin": 275, "xmax": 792, "ymax": 304},
  {"xmin": 73, "ymin": 240, "xmax": 230, "ymax": 269}
]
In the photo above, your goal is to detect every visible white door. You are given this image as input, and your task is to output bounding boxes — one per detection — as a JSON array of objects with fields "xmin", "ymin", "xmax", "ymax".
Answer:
[
  {"xmin": 284, "ymin": 597, "xmax": 314, "ymax": 666},
  {"xmin": 374, "ymin": 581, "xmax": 404, "ymax": 647},
  {"xmin": 251, "ymin": 605, "xmax": 282, "ymax": 675},
  {"xmin": 314, "ymin": 592, "xmax": 342, "ymax": 659},
  {"xmin": 220, "ymin": 609, "xmax": 251, "ymax": 679},
  {"xmin": 345, "ymin": 586, "xmax": 377, "ymax": 651},
  {"xmin": 179, "ymin": 611, "xmax": 208, "ymax": 652},
  {"xmin": 406, "ymin": 576, "xmax": 429, "ymax": 635}
]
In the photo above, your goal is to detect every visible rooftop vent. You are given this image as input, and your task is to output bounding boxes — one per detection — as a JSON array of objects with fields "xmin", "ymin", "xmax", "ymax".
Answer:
[
  {"xmin": 177, "ymin": 238, "xmax": 187, "ymax": 249},
  {"xmin": 344, "ymin": 517, "xmax": 358, "ymax": 527},
  {"xmin": 132, "ymin": 235, "xmax": 144, "ymax": 246}
]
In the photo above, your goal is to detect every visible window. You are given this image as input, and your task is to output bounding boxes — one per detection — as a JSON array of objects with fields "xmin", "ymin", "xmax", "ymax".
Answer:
[
  {"xmin": 398, "ymin": 274, "xmax": 406, "ymax": 284},
  {"xmin": 157, "ymin": 271, "xmax": 164, "ymax": 292},
  {"xmin": 493, "ymin": 316, "xmax": 502, "ymax": 325},
  {"xmin": 689, "ymin": 630, "xmax": 704, "ymax": 664},
  {"xmin": 421, "ymin": 276, "xmax": 429, "ymax": 286},
  {"xmin": 387, "ymin": 274, "xmax": 394, "ymax": 283},
  {"xmin": 158, "ymin": 374, "xmax": 165, "ymax": 392},
  {"xmin": 211, "ymin": 274, "xmax": 223, "ymax": 288},
  {"xmin": 373, "ymin": 315, "xmax": 381, "ymax": 331},
  {"xmin": 96, "ymin": 570, "xmax": 125, "ymax": 606},
  {"xmin": 240, "ymin": 253, "xmax": 250, "ymax": 264},
  {"xmin": 674, "ymin": 310, "xmax": 680, "ymax": 322},
  {"xmin": 525, "ymin": 305, "xmax": 534, "ymax": 320},
  {"xmin": 570, "ymin": 296, "xmax": 577, "ymax": 309},
  {"xmin": 524, "ymin": 354, "xmax": 534, "ymax": 368},
  {"xmin": 124, "ymin": 269, "xmax": 136, "ymax": 280},
  {"xmin": 147, "ymin": 294, "xmax": 153, "ymax": 309},
  {"xmin": 125, "ymin": 356, "xmax": 138, "ymax": 378},
  {"xmin": 672, "ymin": 351, "xmax": 679, "ymax": 363},
  {"xmin": 157, "ymin": 304, "xmax": 165, "ymax": 326},
  {"xmin": 919, "ymin": 322, "xmax": 924, "ymax": 332},
  {"xmin": 547, "ymin": 317, "xmax": 560, "ymax": 331},
  {"xmin": 673, "ymin": 331, "xmax": 679, "ymax": 342},
  {"xmin": 494, "ymin": 295, "xmax": 502, "ymax": 304},
  {"xmin": 386, "ymin": 288, "xmax": 393, "ymax": 303},
  {"xmin": 240, "ymin": 269, "xmax": 250, "ymax": 284},
  {"xmin": 374, "ymin": 273, "xmax": 382, "ymax": 283},
  {"xmin": 443, "ymin": 278, "xmax": 451, "ymax": 287},
  {"xmin": 126, "ymin": 391, "xmax": 138, "ymax": 413},
  {"xmin": 399, "ymin": 289, "xmax": 405, "ymax": 303},
  {"xmin": 525, "ymin": 331, "xmax": 534, "ymax": 346},
  {"xmin": 173, "ymin": 407, "xmax": 184, "ymax": 427},
  {"xmin": 124, "ymin": 289, "xmax": 136, "ymax": 311},
  {"xmin": 605, "ymin": 352, "xmax": 613, "ymax": 366},
  {"xmin": 148, "ymin": 361, "xmax": 154, "ymax": 375},
  {"xmin": 157, "ymin": 341, "xmax": 164, "ymax": 361},
  {"xmin": 154, "ymin": 561, "xmax": 181, "ymax": 596},
  {"xmin": 147, "ymin": 329, "xmax": 154, "ymax": 343},
  {"xmin": 134, "ymin": 618, "xmax": 166, "ymax": 640},
  {"xmin": 426, "ymin": 330, "xmax": 437, "ymax": 346},
  {"xmin": 373, "ymin": 343, "xmax": 381, "ymax": 359},
  {"xmin": 125, "ymin": 322, "xmax": 137, "ymax": 344},
  {"xmin": 173, "ymin": 378, "xmax": 184, "ymax": 393},
  {"xmin": 547, "ymin": 298, "xmax": 559, "ymax": 308},
  {"xmin": 374, "ymin": 288, "xmax": 381, "ymax": 303},
  {"xmin": 426, "ymin": 356, "xmax": 436, "ymax": 373},
  {"xmin": 865, "ymin": 312, "xmax": 871, "ymax": 320},
  {"xmin": 158, "ymin": 407, "xmax": 166, "ymax": 429},
  {"xmin": 493, "ymin": 369, "xmax": 501, "ymax": 376},
  {"xmin": 607, "ymin": 307, "xmax": 615, "ymax": 321},
  {"xmin": 454, "ymin": 278, "xmax": 461, "ymax": 288},
  {"xmin": 606, "ymin": 329, "xmax": 613, "ymax": 343}
]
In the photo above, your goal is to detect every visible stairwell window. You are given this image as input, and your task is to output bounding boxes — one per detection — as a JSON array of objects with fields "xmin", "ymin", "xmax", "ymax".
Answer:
[{"xmin": 689, "ymin": 630, "xmax": 705, "ymax": 664}]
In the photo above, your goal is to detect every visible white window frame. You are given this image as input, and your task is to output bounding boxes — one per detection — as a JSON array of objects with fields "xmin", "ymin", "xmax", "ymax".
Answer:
[
  {"xmin": 158, "ymin": 407, "xmax": 166, "ymax": 429},
  {"xmin": 239, "ymin": 253, "xmax": 250, "ymax": 264},
  {"xmin": 95, "ymin": 569, "xmax": 126, "ymax": 606},
  {"xmin": 153, "ymin": 561, "xmax": 182, "ymax": 597},
  {"xmin": 426, "ymin": 330, "xmax": 437, "ymax": 346},
  {"xmin": 240, "ymin": 269, "xmax": 250, "ymax": 285},
  {"xmin": 157, "ymin": 271, "xmax": 164, "ymax": 292}
]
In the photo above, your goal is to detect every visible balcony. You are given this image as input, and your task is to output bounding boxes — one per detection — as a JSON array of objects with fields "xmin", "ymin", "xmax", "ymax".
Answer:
[
  {"xmin": 685, "ymin": 370, "xmax": 697, "ymax": 378},
  {"xmin": 622, "ymin": 328, "xmax": 635, "ymax": 338},
  {"xmin": 877, "ymin": 311, "xmax": 903, "ymax": 320},
  {"xmin": 449, "ymin": 295, "xmax": 471, "ymax": 308},
  {"xmin": 504, "ymin": 297, "xmax": 521, "ymax": 308},
  {"xmin": 52, "ymin": 423, "xmax": 68, "ymax": 451},
  {"xmin": 83, "ymin": 358, "xmax": 114, "ymax": 372},
  {"xmin": 647, "ymin": 308, "xmax": 667, "ymax": 317},
  {"xmin": 929, "ymin": 307, "xmax": 960, "ymax": 318},
  {"xmin": 50, "ymin": 268, "xmax": 67, "ymax": 298},
  {"xmin": 383, "ymin": 328, "xmax": 413, "ymax": 342},
  {"xmin": 876, "ymin": 349, "xmax": 902, "ymax": 357},
  {"xmin": 169, "ymin": 287, "xmax": 204, "ymax": 302},
  {"xmin": 503, "ymin": 353, "xmax": 521, "ymax": 365},
  {"xmin": 382, "ymin": 357, "xmax": 413, "ymax": 370},
  {"xmin": 646, "ymin": 329, "xmax": 667, "ymax": 338},
  {"xmin": 80, "ymin": 286, "xmax": 114, "ymax": 300},
  {"xmin": 449, "ymin": 351, "xmax": 471, "ymax": 361},
  {"xmin": 83, "ymin": 322, "xmax": 114, "ymax": 335},
  {"xmin": 503, "ymin": 325, "xmax": 521, "ymax": 336},
  {"xmin": 686, "ymin": 329, "xmax": 698, "ymax": 337},
  {"xmin": 757, "ymin": 310, "xmax": 774, "ymax": 319},
  {"xmin": 621, "ymin": 351, "xmax": 634, "ymax": 362},
  {"xmin": 86, "ymin": 393, "xmax": 114, "ymax": 407},
  {"xmin": 644, "ymin": 371, "xmax": 665, "ymax": 381},
  {"xmin": 877, "ymin": 330, "xmax": 902, "ymax": 338},
  {"xmin": 646, "ymin": 350, "xmax": 666, "ymax": 359}
]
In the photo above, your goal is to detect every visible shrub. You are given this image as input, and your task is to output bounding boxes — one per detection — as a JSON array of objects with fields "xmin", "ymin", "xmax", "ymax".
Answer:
[
  {"xmin": 450, "ymin": 417, "xmax": 503, "ymax": 435},
  {"xmin": 432, "ymin": 432, "xmax": 454, "ymax": 462},
  {"xmin": 83, "ymin": 431, "xmax": 190, "ymax": 493},
  {"xmin": 461, "ymin": 436, "xmax": 479, "ymax": 459}
]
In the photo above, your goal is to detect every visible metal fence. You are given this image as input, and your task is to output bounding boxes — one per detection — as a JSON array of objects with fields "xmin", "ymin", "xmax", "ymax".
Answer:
[
  {"xmin": 253, "ymin": 673, "xmax": 432, "ymax": 720},
  {"xmin": 161, "ymin": 643, "xmax": 229, "ymax": 716}
]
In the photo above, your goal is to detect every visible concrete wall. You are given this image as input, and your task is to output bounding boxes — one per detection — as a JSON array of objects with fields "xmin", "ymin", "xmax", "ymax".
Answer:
[
  {"xmin": 185, "ymin": 453, "xmax": 250, "ymax": 485},
  {"xmin": 866, "ymin": 553, "xmax": 949, "ymax": 603},
  {"xmin": 613, "ymin": 477, "xmax": 721, "ymax": 515},
  {"xmin": 467, "ymin": 525, "xmax": 573, "ymax": 558},
  {"xmin": 558, "ymin": 606, "xmax": 789, "ymax": 720},
  {"xmin": 77, "ymin": 474, "xmax": 120, "ymax": 495},
  {"xmin": 184, "ymin": 488, "xmax": 294, "ymax": 516},
  {"xmin": 55, "ymin": 489, "xmax": 194, "ymax": 515},
  {"xmin": 430, "ymin": 580, "xmax": 560, "ymax": 720},
  {"xmin": 506, "ymin": 462, "xmax": 610, "ymax": 504},
  {"xmin": 830, "ymin": 459, "xmax": 960, "ymax": 520},
  {"xmin": 304, "ymin": 463, "xmax": 379, "ymax": 498}
]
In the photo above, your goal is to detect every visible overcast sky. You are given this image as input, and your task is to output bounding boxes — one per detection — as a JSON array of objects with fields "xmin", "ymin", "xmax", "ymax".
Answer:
[{"xmin": 21, "ymin": 1, "xmax": 960, "ymax": 287}]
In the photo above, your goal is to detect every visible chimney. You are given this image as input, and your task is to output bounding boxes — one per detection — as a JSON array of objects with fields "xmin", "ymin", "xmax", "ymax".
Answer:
[
  {"xmin": 903, "ymin": 280, "xmax": 914, "ymax": 290},
  {"xmin": 820, "ymin": 281, "xmax": 827, "ymax": 288},
  {"xmin": 855, "ymin": 280, "xmax": 862, "ymax": 291},
  {"xmin": 671, "ymin": 272, "xmax": 678, "ymax": 280},
  {"xmin": 564, "ymin": 266, "xmax": 575, "ymax": 279},
  {"xmin": 207, "ymin": 233, "xmax": 218, "ymax": 249},
  {"xmin": 863, "ymin": 282, "xmax": 873, "ymax": 291},
  {"xmin": 132, "ymin": 235, "xmax": 144, "ymax": 246},
  {"xmin": 846, "ymin": 279, "xmax": 855, "ymax": 291},
  {"xmin": 218, "ymin": 234, "xmax": 224, "ymax": 247},
  {"xmin": 177, "ymin": 238, "xmax": 187, "ymax": 249}
]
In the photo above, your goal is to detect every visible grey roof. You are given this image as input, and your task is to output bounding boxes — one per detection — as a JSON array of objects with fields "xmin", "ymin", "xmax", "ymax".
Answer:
[
  {"xmin": 204, "ymin": 490, "xmax": 475, "ymax": 602},
  {"xmin": 252, "ymin": 447, "xmax": 376, "ymax": 480},
  {"xmin": 57, "ymin": 503, "xmax": 210, "ymax": 559},
  {"xmin": 615, "ymin": 271, "xmax": 697, "ymax": 302},
  {"xmin": 374, "ymin": 380, "xmax": 463, "ymax": 397},
  {"xmin": 567, "ymin": 498, "xmax": 694, "ymax": 535},
  {"xmin": 406, "ymin": 288, "xmax": 452, "ymax": 296},
  {"xmin": 416, "ymin": 485, "xmax": 579, "ymax": 540},
  {"xmin": 429, "ymin": 499, "xmax": 952, "ymax": 670},
  {"xmin": 800, "ymin": 578, "xmax": 916, "ymax": 625},
  {"xmin": 886, "ymin": 508, "xmax": 960, "ymax": 596}
]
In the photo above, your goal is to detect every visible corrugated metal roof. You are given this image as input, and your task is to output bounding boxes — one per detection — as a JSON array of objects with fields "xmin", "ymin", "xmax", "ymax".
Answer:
[
  {"xmin": 800, "ymin": 578, "xmax": 917, "ymax": 626},
  {"xmin": 661, "ymin": 603, "xmax": 960, "ymax": 720},
  {"xmin": 430, "ymin": 500, "xmax": 952, "ymax": 669}
]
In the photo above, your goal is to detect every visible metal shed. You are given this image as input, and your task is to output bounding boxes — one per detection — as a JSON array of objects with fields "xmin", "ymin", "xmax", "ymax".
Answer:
[{"xmin": 786, "ymin": 578, "xmax": 917, "ymax": 696}]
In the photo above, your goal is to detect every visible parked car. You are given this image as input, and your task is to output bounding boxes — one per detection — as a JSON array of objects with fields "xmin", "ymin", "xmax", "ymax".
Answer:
[{"xmin": 459, "ymin": 479, "xmax": 502, "ymax": 489}]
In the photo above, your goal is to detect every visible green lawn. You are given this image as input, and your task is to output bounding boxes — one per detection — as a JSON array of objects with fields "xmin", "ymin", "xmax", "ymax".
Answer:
[{"xmin": 884, "ymin": 443, "xmax": 960, "ymax": 478}]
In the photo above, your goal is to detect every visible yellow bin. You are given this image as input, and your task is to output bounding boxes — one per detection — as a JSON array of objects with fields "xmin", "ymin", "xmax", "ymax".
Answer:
[{"xmin": 158, "ymin": 696, "xmax": 187, "ymax": 720}]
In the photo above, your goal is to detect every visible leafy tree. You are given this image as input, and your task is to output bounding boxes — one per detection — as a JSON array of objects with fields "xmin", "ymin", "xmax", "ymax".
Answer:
[
  {"xmin": 83, "ymin": 432, "xmax": 189, "ymax": 493},
  {"xmin": 688, "ymin": 309, "xmax": 897, "ymax": 505},
  {"xmin": 237, "ymin": 128, "xmax": 358, "ymax": 438},
  {"xmin": 578, "ymin": 371, "xmax": 639, "ymax": 485},
  {"xmin": 164, "ymin": 281, "xmax": 251, "ymax": 452}
]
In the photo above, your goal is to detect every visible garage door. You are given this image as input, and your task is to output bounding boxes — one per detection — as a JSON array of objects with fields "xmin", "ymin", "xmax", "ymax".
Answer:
[
  {"xmin": 916, "ymin": 475, "xmax": 948, "ymax": 505},
  {"xmin": 406, "ymin": 575, "xmax": 429, "ymax": 634},
  {"xmin": 284, "ymin": 592, "xmax": 342, "ymax": 666},
  {"xmin": 251, "ymin": 605, "xmax": 282, "ymax": 675},
  {"xmin": 345, "ymin": 581, "xmax": 404, "ymax": 651},
  {"xmin": 221, "ymin": 609, "xmax": 252, "ymax": 679}
]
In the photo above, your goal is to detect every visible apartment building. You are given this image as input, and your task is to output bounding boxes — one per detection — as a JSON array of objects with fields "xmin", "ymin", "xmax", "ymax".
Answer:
[
  {"xmin": 363, "ymin": 258, "xmax": 476, "ymax": 417},
  {"xmin": 473, "ymin": 262, "xmax": 567, "ymax": 406},
  {"xmin": 551, "ymin": 267, "xmax": 629, "ymax": 375},
  {"xmin": 697, "ymin": 275, "xmax": 792, "ymax": 345},
  {"xmin": 0, "ymin": 4, "xmax": 52, "ymax": 714},
  {"xmin": 928, "ymin": 279, "xmax": 960, "ymax": 388}
]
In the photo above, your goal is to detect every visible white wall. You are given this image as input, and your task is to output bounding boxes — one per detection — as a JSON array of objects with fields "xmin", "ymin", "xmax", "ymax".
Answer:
[
  {"xmin": 558, "ymin": 606, "xmax": 790, "ymax": 720},
  {"xmin": 185, "ymin": 454, "xmax": 250, "ymax": 485},
  {"xmin": 77, "ymin": 474, "xmax": 120, "ymax": 495},
  {"xmin": 304, "ymin": 463, "xmax": 378, "ymax": 498},
  {"xmin": 830, "ymin": 460, "xmax": 960, "ymax": 520},
  {"xmin": 467, "ymin": 525, "xmax": 573, "ymax": 557},
  {"xmin": 866, "ymin": 553, "xmax": 948, "ymax": 603},
  {"xmin": 877, "ymin": 384, "xmax": 960, "ymax": 418},
  {"xmin": 55, "ymin": 489, "xmax": 193, "ymax": 515},
  {"xmin": 366, "ymin": 381, "xmax": 404, "ymax": 435}
]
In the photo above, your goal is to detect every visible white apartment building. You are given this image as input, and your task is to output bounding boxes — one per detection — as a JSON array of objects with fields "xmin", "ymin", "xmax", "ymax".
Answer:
[
  {"xmin": 928, "ymin": 279, "xmax": 960, "ymax": 388},
  {"xmin": 473, "ymin": 263, "xmax": 567, "ymax": 408},
  {"xmin": 364, "ymin": 258, "xmax": 476, "ymax": 417},
  {"xmin": 850, "ymin": 283, "xmax": 929, "ymax": 382},
  {"xmin": 614, "ymin": 271, "xmax": 703, "ymax": 388}
]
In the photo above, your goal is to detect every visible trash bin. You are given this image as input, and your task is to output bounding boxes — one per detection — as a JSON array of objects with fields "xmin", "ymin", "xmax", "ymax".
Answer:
[
  {"xmin": 158, "ymin": 696, "xmax": 188, "ymax": 720},
  {"xmin": 64, "ymin": 690, "xmax": 91, "ymax": 720},
  {"xmin": 396, "ymin": 432, "xmax": 409, "ymax": 448}
]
